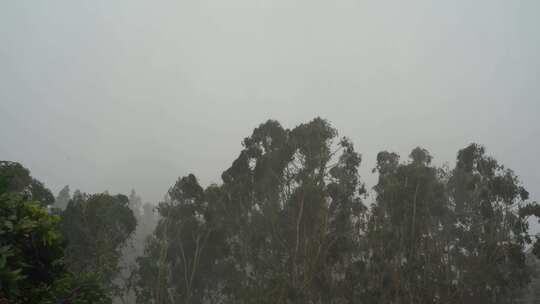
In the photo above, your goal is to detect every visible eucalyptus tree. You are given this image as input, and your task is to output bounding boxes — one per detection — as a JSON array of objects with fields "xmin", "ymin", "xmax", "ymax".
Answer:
[
  {"xmin": 135, "ymin": 118, "xmax": 367, "ymax": 303},
  {"xmin": 364, "ymin": 148, "xmax": 451, "ymax": 304},
  {"xmin": 135, "ymin": 175, "xmax": 228, "ymax": 304},
  {"xmin": 363, "ymin": 144, "xmax": 540, "ymax": 304},
  {"xmin": 60, "ymin": 191, "xmax": 137, "ymax": 292},
  {"xmin": 116, "ymin": 190, "xmax": 157, "ymax": 304},
  {"xmin": 132, "ymin": 120, "xmax": 540, "ymax": 304},
  {"xmin": 215, "ymin": 118, "xmax": 367, "ymax": 303},
  {"xmin": 447, "ymin": 144, "xmax": 539, "ymax": 303}
]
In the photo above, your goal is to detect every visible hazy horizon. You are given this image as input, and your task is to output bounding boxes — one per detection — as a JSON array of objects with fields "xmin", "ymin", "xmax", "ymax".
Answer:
[{"xmin": 1, "ymin": 1, "xmax": 539, "ymax": 216}]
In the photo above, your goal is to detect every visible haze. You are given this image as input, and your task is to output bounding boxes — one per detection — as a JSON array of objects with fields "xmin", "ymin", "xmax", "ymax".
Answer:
[{"xmin": 1, "ymin": 0, "xmax": 539, "ymax": 213}]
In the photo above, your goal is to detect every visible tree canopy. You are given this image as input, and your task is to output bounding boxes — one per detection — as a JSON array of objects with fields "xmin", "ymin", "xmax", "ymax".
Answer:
[
  {"xmin": 0, "ymin": 163, "xmax": 110, "ymax": 303},
  {"xmin": 1, "ymin": 118, "xmax": 539, "ymax": 304},
  {"xmin": 133, "ymin": 118, "xmax": 540, "ymax": 304}
]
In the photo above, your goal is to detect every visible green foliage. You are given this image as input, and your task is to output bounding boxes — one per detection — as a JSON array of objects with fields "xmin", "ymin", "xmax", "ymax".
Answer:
[
  {"xmin": 134, "ymin": 175, "xmax": 228, "ymax": 304},
  {"xmin": 0, "ymin": 161, "xmax": 55, "ymax": 206},
  {"xmin": 447, "ymin": 144, "xmax": 535, "ymax": 303},
  {"xmin": 0, "ymin": 161, "xmax": 32, "ymax": 194},
  {"xmin": 60, "ymin": 191, "xmax": 137, "ymax": 291},
  {"xmin": 364, "ymin": 147, "xmax": 450, "ymax": 303},
  {"xmin": 0, "ymin": 164, "xmax": 111, "ymax": 303},
  {"xmin": 0, "ymin": 192, "xmax": 65, "ymax": 301},
  {"xmin": 3, "ymin": 120, "xmax": 540, "ymax": 304},
  {"xmin": 136, "ymin": 118, "xmax": 368, "ymax": 303},
  {"xmin": 133, "ymin": 120, "xmax": 539, "ymax": 304},
  {"xmin": 360, "ymin": 143, "xmax": 540, "ymax": 304}
]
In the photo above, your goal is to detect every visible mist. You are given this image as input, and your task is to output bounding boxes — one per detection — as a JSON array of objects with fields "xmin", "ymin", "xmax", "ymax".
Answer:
[
  {"xmin": 2, "ymin": 1, "xmax": 539, "ymax": 204},
  {"xmin": 1, "ymin": 1, "xmax": 540, "ymax": 303}
]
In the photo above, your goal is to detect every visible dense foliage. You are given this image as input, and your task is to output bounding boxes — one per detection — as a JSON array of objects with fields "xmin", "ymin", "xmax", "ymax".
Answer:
[
  {"xmin": 133, "ymin": 118, "xmax": 540, "ymax": 304},
  {"xmin": 1, "ymin": 118, "xmax": 539, "ymax": 303},
  {"xmin": 0, "ymin": 161, "xmax": 54, "ymax": 206},
  {"xmin": 60, "ymin": 192, "xmax": 137, "ymax": 293},
  {"xmin": 0, "ymin": 193, "xmax": 64, "ymax": 301},
  {"xmin": 0, "ymin": 164, "xmax": 110, "ymax": 303}
]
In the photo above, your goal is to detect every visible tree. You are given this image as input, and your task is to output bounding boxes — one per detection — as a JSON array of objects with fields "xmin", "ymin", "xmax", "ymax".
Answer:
[
  {"xmin": 0, "ymin": 192, "xmax": 65, "ymax": 302},
  {"xmin": 364, "ymin": 148, "xmax": 451, "ymax": 303},
  {"xmin": 116, "ymin": 190, "xmax": 158, "ymax": 304},
  {"xmin": 60, "ymin": 192, "xmax": 137, "ymax": 292},
  {"xmin": 8, "ymin": 119, "xmax": 538, "ymax": 303},
  {"xmin": 135, "ymin": 175, "xmax": 228, "ymax": 304},
  {"xmin": 55, "ymin": 185, "xmax": 71, "ymax": 210},
  {"xmin": 0, "ymin": 160, "xmax": 54, "ymax": 206},
  {"xmin": 363, "ymin": 144, "xmax": 540, "ymax": 304},
  {"xmin": 213, "ymin": 118, "xmax": 368, "ymax": 303},
  {"xmin": 128, "ymin": 189, "xmax": 143, "ymax": 217},
  {"xmin": 133, "ymin": 119, "xmax": 540, "ymax": 303},
  {"xmin": 0, "ymin": 161, "xmax": 31, "ymax": 194},
  {"xmin": 447, "ymin": 144, "xmax": 537, "ymax": 303},
  {"xmin": 136, "ymin": 118, "xmax": 368, "ymax": 303},
  {"xmin": 0, "ymin": 162, "xmax": 110, "ymax": 303}
]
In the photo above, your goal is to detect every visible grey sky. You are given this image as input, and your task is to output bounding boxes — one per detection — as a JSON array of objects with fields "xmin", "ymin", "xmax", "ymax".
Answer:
[{"xmin": 1, "ymin": 0, "xmax": 539, "ymax": 227}]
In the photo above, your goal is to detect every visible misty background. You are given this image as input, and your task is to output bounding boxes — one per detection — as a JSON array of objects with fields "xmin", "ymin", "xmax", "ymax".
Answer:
[{"xmin": 1, "ymin": 0, "xmax": 539, "ymax": 227}]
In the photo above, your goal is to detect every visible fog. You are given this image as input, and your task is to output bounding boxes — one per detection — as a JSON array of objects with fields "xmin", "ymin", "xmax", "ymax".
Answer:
[
  {"xmin": 2, "ymin": 2, "xmax": 540, "ymax": 303},
  {"xmin": 1, "ymin": 1, "xmax": 539, "ymax": 208}
]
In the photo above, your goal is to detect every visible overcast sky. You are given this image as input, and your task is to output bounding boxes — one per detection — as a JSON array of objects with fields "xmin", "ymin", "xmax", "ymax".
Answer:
[{"xmin": 1, "ymin": 0, "xmax": 539, "ymax": 229}]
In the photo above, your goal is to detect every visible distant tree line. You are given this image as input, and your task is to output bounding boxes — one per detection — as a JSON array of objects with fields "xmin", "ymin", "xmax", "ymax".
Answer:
[{"xmin": 1, "ymin": 118, "xmax": 539, "ymax": 303}]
